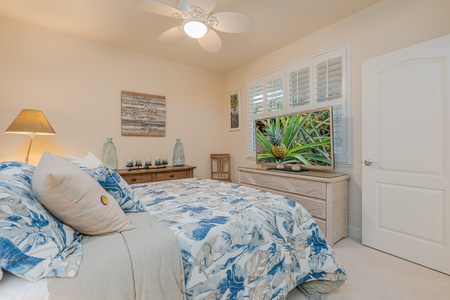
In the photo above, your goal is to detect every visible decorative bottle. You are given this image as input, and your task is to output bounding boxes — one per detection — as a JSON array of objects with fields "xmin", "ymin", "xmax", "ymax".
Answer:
[
  {"xmin": 102, "ymin": 137, "xmax": 118, "ymax": 170},
  {"xmin": 173, "ymin": 138, "xmax": 185, "ymax": 167}
]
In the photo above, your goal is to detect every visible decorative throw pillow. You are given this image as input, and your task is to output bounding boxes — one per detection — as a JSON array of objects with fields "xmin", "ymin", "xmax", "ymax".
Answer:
[
  {"xmin": 0, "ymin": 161, "xmax": 82, "ymax": 281},
  {"xmin": 32, "ymin": 152, "xmax": 135, "ymax": 235},
  {"xmin": 88, "ymin": 165, "xmax": 145, "ymax": 212},
  {"xmin": 68, "ymin": 152, "xmax": 144, "ymax": 213},
  {"xmin": 67, "ymin": 151, "xmax": 103, "ymax": 169}
]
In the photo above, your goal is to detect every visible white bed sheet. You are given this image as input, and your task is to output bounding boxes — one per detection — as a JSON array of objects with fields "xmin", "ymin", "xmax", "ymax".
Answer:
[{"xmin": 0, "ymin": 271, "xmax": 49, "ymax": 300}]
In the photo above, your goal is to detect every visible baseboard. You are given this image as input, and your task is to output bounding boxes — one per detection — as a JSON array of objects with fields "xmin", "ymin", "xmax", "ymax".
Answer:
[{"xmin": 348, "ymin": 225, "xmax": 362, "ymax": 240}]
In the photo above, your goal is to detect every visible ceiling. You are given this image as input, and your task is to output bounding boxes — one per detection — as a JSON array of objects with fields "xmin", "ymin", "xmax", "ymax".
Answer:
[{"xmin": 0, "ymin": 0, "xmax": 380, "ymax": 74}]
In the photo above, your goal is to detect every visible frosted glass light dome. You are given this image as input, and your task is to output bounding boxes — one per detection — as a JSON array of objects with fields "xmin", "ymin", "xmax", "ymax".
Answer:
[{"xmin": 183, "ymin": 18, "xmax": 207, "ymax": 39}]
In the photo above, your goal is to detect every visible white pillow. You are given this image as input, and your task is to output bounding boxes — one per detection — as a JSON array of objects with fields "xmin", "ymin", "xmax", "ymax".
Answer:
[
  {"xmin": 67, "ymin": 152, "xmax": 102, "ymax": 169},
  {"xmin": 32, "ymin": 151, "xmax": 135, "ymax": 235}
]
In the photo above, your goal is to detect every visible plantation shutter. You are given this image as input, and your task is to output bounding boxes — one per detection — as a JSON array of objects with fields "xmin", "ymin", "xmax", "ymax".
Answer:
[
  {"xmin": 248, "ymin": 83, "xmax": 262, "ymax": 153},
  {"xmin": 287, "ymin": 60, "xmax": 312, "ymax": 113},
  {"xmin": 316, "ymin": 57, "xmax": 342, "ymax": 102},
  {"xmin": 313, "ymin": 47, "xmax": 346, "ymax": 108},
  {"xmin": 332, "ymin": 104, "xmax": 344, "ymax": 161},
  {"xmin": 248, "ymin": 83, "xmax": 263, "ymax": 116},
  {"xmin": 313, "ymin": 47, "xmax": 348, "ymax": 164},
  {"xmin": 267, "ymin": 77, "xmax": 284, "ymax": 112}
]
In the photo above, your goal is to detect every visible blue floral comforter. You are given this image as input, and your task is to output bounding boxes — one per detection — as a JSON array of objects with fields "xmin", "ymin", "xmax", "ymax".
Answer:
[{"xmin": 132, "ymin": 178, "xmax": 346, "ymax": 299}]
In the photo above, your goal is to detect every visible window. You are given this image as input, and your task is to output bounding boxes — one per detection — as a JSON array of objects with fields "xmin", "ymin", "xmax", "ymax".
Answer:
[{"xmin": 247, "ymin": 45, "xmax": 351, "ymax": 165}]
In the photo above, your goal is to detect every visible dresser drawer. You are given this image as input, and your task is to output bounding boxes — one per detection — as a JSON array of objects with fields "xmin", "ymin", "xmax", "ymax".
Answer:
[
  {"xmin": 274, "ymin": 177, "xmax": 327, "ymax": 199},
  {"xmin": 120, "ymin": 173, "xmax": 153, "ymax": 185},
  {"xmin": 239, "ymin": 171, "xmax": 274, "ymax": 189},
  {"xmin": 155, "ymin": 171, "xmax": 188, "ymax": 181},
  {"xmin": 283, "ymin": 193, "xmax": 326, "ymax": 219}
]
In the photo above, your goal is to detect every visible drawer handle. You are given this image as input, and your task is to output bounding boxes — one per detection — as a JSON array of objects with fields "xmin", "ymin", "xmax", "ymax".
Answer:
[
  {"xmin": 170, "ymin": 174, "xmax": 174, "ymax": 178},
  {"xmin": 131, "ymin": 178, "xmax": 137, "ymax": 182}
]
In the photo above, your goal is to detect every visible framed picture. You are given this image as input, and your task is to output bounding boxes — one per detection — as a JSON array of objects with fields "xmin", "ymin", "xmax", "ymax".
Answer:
[
  {"xmin": 229, "ymin": 90, "xmax": 241, "ymax": 131},
  {"xmin": 121, "ymin": 90, "xmax": 166, "ymax": 137}
]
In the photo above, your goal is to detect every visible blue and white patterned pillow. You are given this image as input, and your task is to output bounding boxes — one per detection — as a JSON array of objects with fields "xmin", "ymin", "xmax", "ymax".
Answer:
[
  {"xmin": 68, "ymin": 153, "xmax": 144, "ymax": 213},
  {"xmin": 0, "ymin": 162, "xmax": 83, "ymax": 281},
  {"xmin": 88, "ymin": 165, "xmax": 145, "ymax": 212}
]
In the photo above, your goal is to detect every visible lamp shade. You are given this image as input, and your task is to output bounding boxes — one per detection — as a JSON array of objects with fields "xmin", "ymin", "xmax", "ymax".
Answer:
[
  {"xmin": 183, "ymin": 18, "xmax": 208, "ymax": 39},
  {"xmin": 5, "ymin": 109, "xmax": 56, "ymax": 135}
]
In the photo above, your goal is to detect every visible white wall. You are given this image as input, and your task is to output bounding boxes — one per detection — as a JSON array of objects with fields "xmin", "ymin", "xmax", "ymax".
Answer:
[
  {"xmin": 0, "ymin": 17, "xmax": 225, "ymax": 178},
  {"xmin": 223, "ymin": 0, "xmax": 450, "ymax": 237}
]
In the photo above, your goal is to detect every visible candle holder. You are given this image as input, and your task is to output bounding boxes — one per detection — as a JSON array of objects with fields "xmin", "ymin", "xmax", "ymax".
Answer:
[
  {"xmin": 135, "ymin": 158, "xmax": 142, "ymax": 169},
  {"xmin": 144, "ymin": 156, "xmax": 152, "ymax": 169},
  {"xmin": 126, "ymin": 158, "xmax": 134, "ymax": 170}
]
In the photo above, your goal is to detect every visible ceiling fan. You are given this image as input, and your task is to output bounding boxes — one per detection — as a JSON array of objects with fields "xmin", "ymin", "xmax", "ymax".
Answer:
[{"xmin": 132, "ymin": 0, "xmax": 255, "ymax": 53}]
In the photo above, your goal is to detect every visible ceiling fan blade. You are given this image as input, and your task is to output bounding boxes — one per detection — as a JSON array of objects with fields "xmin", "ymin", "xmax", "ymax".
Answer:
[
  {"xmin": 132, "ymin": 0, "xmax": 183, "ymax": 18},
  {"xmin": 188, "ymin": 0, "xmax": 217, "ymax": 15},
  {"xmin": 157, "ymin": 26, "xmax": 185, "ymax": 43},
  {"xmin": 178, "ymin": 0, "xmax": 192, "ymax": 14},
  {"xmin": 197, "ymin": 29, "xmax": 222, "ymax": 53},
  {"xmin": 209, "ymin": 12, "xmax": 254, "ymax": 33}
]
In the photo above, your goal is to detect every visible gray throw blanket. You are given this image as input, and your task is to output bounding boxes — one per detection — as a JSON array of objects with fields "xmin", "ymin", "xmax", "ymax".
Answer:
[{"xmin": 48, "ymin": 213, "xmax": 185, "ymax": 300}]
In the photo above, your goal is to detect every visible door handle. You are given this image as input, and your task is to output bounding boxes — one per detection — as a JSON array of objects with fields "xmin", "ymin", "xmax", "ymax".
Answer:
[{"xmin": 363, "ymin": 159, "xmax": 377, "ymax": 166}]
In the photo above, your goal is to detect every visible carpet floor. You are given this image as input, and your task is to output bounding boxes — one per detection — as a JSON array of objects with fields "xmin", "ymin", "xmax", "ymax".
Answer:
[{"xmin": 286, "ymin": 238, "xmax": 450, "ymax": 300}]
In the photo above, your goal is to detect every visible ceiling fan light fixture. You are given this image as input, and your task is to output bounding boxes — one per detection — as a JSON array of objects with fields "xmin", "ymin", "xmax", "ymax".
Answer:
[{"xmin": 183, "ymin": 18, "xmax": 208, "ymax": 39}]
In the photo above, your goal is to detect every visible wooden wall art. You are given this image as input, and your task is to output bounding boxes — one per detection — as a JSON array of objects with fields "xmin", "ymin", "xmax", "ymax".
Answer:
[{"xmin": 121, "ymin": 90, "xmax": 166, "ymax": 137}]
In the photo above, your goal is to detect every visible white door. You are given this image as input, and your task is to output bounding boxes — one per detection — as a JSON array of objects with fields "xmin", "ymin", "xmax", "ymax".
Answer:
[{"xmin": 362, "ymin": 35, "xmax": 450, "ymax": 275}]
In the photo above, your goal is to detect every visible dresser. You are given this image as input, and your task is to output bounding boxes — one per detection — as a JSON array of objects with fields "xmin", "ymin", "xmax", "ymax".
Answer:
[
  {"xmin": 117, "ymin": 165, "xmax": 195, "ymax": 185},
  {"xmin": 238, "ymin": 167, "xmax": 349, "ymax": 245}
]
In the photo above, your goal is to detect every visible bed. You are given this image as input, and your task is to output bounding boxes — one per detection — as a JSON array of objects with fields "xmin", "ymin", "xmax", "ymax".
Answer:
[{"xmin": 0, "ymin": 152, "xmax": 347, "ymax": 299}]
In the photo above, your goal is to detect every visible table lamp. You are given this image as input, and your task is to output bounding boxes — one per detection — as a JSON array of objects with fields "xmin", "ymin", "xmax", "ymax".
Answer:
[{"xmin": 5, "ymin": 109, "xmax": 56, "ymax": 163}]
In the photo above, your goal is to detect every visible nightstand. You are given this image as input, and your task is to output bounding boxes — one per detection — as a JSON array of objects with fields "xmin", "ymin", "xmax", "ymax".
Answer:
[{"xmin": 117, "ymin": 165, "xmax": 196, "ymax": 184}]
